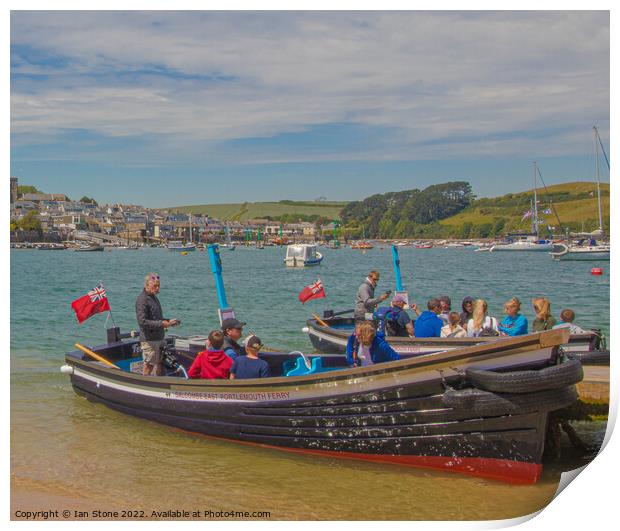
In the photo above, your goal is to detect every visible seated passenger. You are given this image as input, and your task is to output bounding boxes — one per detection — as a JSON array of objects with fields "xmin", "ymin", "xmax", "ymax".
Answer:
[
  {"xmin": 414, "ymin": 298, "xmax": 444, "ymax": 338},
  {"xmin": 553, "ymin": 309, "xmax": 589, "ymax": 335},
  {"xmin": 532, "ymin": 297, "xmax": 557, "ymax": 331},
  {"xmin": 346, "ymin": 321, "xmax": 401, "ymax": 367},
  {"xmin": 374, "ymin": 294, "xmax": 413, "ymax": 337},
  {"xmin": 188, "ymin": 331, "xmax": 233, "ymax": 379},
  {"xmin": 498, "ymin": 297, "xmax": 528, "ymax": 336},
  {"xmin": 221, "ymin": 317, "xmax": 248, "ymax": 360},
  {"xmin": 466, "ymin": 299, "xmax": 499, "ymax": 337},
  {"xmin": 441, "ymin": 311, "xmax": 467, "ymax": 338},
  {"xmin": 459, "ymin": 296, "xmax": 474, "ymax": 326},
  {"xmin": 230, "ymin": 335, "xmax": 270, "ymax": 379},
  {"xmin": 437, "ymin": 295, "xmax": 452, "ymax": 325}
]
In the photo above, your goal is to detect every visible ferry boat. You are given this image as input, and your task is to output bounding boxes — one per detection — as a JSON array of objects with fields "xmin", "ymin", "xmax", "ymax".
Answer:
[
  {"xmin": 304, "ymin": 309, "xmax": 607, "ymax": 365},
  {"xmin": 62, "ymin": 326, "xmax": 580, "ymax": 484},
  {"xmin": 284, "ymin": 244, "xmax": 323, "ymax": 267}
]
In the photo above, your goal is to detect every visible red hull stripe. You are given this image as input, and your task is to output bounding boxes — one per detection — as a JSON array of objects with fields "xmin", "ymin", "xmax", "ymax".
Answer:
[{"xmin": 169, "ymin": 426, "xmax": 542, "ymax": 484}]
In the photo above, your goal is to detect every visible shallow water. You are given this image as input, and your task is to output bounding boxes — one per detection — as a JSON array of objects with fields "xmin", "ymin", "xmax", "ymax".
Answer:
[{"xmin": 10, "ymin": 246, "xmax": 610, "ymax": 520}]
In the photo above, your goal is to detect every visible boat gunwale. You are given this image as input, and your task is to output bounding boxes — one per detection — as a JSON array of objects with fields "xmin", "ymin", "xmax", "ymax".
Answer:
[
  {"xmin": 65, "ymin": 329, "xmax": 568, "ymax": 390},
  {"xmin": 306, "ymin": 315, "xmax": 598, "ymax": 346}
]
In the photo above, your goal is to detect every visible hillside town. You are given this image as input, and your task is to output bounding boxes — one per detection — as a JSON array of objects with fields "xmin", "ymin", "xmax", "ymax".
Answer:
[{"xmin": 9, "ymin": 177, "xmax": 323, "ymax": 247}]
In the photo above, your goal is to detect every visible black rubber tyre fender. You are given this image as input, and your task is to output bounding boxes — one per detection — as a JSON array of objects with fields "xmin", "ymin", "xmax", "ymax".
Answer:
[
  {"xmin": 565, "ymin": 350, "xmax": 609, "ymax": 367},
  {"xmin": 465, "ymin": 359, "xmax": 583, "ymax": 394},
  {"xmin": 442, "ymin": 386, "xmax": 578, "ymax": 416}
]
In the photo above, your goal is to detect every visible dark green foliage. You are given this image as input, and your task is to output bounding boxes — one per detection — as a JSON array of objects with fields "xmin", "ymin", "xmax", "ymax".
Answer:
[
  {"xmin": 341, "ymin": 182, "xmax": 475, "ymax": 238},
  {"xmin": 79, "ymin": 196, "xmax": 98, "ymax": 205},
  {"xmin": 16, "ymin": 210, "xmax": 42, "ymax": 231}
]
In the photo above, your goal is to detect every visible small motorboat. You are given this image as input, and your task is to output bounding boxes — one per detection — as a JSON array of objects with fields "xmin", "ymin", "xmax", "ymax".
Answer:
[
  {"xmin": 62, "ymin": 326, "xmax": 581, "ymax": 484},
  {"xmin": 350, "ymin": 241, "xmax": 374, "ymax": 250},
  {"xmin": 167, "ymin": 240, "xmax": 197, "ymax": 252},
  {"xmin": 284, "ymin": 244, "xmax": 323, "ymax": 267},
  {"xmin": 74, "ymin": 244, "xmax": 104, "ymax": 252}
]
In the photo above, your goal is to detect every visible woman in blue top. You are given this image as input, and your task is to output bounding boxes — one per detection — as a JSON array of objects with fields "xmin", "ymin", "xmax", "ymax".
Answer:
[
  {"xmin": 346, "ymin": 321, "xmax": 401, "ymax": 367},
  {"xmin": 498, "ymin": 297, "xmax": 528, "ymax": 336}
]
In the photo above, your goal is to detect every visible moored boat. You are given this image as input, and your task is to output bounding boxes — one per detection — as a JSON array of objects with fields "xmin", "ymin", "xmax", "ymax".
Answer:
[
  {"xmin": 284, "ymin": 244, "xmax": 323, "ymax": 267},
  {"xmin": 74, "ymin": 243, "xmax": 104, "ymax": 252},
  {"xmin": 62, "ymin": 327, "xmax": 580, "ymax": 484},
  {"xmin": 304, "ymin": 310, "xmax": 607, "ymax": 364},
  {"xmin": 167, "ymin": 240, "xmax": 197, "ymax": 252},
  {"xmin": 550, "ymin": 241, "xmax": 610, "ymax": 261},
  {"xmin": 350, "ymin": 241, "xmax": 374, "ymax": 250},
  {"xmin": 490, "ymin": 234, "xmax": 553, "ymax": 252}
]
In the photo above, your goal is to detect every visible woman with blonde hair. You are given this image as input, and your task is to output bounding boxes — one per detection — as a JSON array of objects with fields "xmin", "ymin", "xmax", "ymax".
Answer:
[
  {"xmin": 466, "ymin": 299, "xmax": 499, "ymax": 337},
  {"xmin": 346, "ymin": 321, "xmax": 401, "ymax": 367},
  {"xmin": 532, "ymin": 297, "xmax": 557, "ymax": 331},
  {"xmin": 498, "ymin": 297, "xmax": 528, "ymax": 336}
]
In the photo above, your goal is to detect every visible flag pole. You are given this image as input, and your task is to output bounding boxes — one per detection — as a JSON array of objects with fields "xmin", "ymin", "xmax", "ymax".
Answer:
[{"xmin": 99, "ymin": 280, "xmax": 117, "ymax": 328}]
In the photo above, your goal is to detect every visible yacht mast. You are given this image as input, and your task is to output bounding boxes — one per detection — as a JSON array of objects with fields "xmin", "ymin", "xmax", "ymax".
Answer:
[
  {"xmin": 189, "ymin": 214, "xmax": 193, "ymax": 243},
  {"xmin": 593, "ymin": 126, "xmax": 603, "ymax": 234},
  {"xmin": 532, "ymin": 162, "xmax": 539, "ymax": 236}
]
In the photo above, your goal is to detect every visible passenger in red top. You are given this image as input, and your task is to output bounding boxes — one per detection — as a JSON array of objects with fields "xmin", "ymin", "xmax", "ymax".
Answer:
[{"xmin": 188, "ymin": 330, "xmax": 233, "ymax": 379}]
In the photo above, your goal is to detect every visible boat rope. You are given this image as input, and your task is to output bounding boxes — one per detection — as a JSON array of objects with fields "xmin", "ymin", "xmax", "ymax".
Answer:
[
  {"xmin": 594, "ymin": 126, "xmax": 610, "ymax": 171},
  {"xmin": 535, "ymin": 166, "xmax": 564, "ymax": 233}
]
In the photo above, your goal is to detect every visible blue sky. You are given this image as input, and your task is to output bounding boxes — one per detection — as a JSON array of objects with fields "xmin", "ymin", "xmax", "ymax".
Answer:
[{"xmin": 10, "ymin": 11, "xmax": 610, "ymax": 207}]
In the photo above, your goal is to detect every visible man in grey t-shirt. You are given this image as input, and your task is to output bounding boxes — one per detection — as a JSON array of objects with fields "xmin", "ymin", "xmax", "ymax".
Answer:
[
  {"xmin": 354, "ymin": 270, "xmax": 389, "ymax": 322},
  {"xmin": 135, "ymin": 272, "xmax": 180, "ymax": 376}
]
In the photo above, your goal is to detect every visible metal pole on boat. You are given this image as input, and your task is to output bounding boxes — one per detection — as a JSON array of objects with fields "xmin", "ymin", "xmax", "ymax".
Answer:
[
  {"xmin": 207, "ymin": 244, "xmax": 235, "ymax": 323},
  {"xmin": 391, "ymin": 245, "xmax": 410, "ymax": 306},
  {"xmin": 391, "ymin": 245, "xmax": 403, "ymax": 292}
]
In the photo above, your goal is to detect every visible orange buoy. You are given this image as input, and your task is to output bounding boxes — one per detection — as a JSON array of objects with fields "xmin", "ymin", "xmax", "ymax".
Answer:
[{"xmin": 591, "ymin": 268, "xmax": 603, "ymax": 275}]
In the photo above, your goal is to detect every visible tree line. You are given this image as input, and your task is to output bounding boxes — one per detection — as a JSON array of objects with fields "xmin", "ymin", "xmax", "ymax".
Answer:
[{"xmin": 339, "ymin": 182, "xmax": 475, "ymax": 239}]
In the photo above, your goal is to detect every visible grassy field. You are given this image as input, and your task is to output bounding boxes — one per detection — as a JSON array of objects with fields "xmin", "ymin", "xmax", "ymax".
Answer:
[
  {"xmin": 167, "ymin": 201, "xmax": 348, "ymax": 221},
  {"xmin": 165, "ymin": 181, "xmax": 609, "ymax": 229},
  {"xmin": 440, "ymin": 181, "xmax": 610, "ymax": 231}
]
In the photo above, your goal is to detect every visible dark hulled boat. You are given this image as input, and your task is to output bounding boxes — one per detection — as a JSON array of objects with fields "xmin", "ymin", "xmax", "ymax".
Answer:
[
  {"xmin": 304, "ymin": 310, "xmax": 608, "ymax": 365},
  {"xmin": 62, "ymin": 327, "xmax": 581, "ymax": 484}
]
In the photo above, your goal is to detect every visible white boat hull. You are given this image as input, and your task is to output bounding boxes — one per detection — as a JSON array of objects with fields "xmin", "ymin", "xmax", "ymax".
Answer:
[
  {"xmin": 550, "ymin": 243, "xmax": 610, "ymax": 261},
  {"xmin": 491, "ymin": 242, "xmax": 553, "ymax": 252}
]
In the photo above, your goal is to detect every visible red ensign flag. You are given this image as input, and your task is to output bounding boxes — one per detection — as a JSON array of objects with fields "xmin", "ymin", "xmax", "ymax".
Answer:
[
  {"xmin": 298, "ymin": 278, "xmax": 325, "ymax": 304},
  {"xmin": 71, "ymin": 285, "xmax": 111, "ymax": 324}
]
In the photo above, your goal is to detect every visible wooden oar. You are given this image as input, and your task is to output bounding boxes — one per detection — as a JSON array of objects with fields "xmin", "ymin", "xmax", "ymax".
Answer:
[
  {"xmin": 75, "ymin": 343, "xmax": 120, "ymax": 369},
  {"xmin": 312, "ymin": 314, "xmax": 330, "ymax": 327}
]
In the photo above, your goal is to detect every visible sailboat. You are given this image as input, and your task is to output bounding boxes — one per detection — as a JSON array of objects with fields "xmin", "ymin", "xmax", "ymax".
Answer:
[
  {"xmin": 168, "ymin": 214, "xmax": 197, "ymax": 252},
  {"xmin": 490, "ymin": 162, "xmax": 554, "ymax": 252},
  {"xmin": 550, "ymin": 127, "xmax": 610, "ymax": 261},
  {"xmin": 221, "ymin": 226, "xmax": 235, "ymax": 250}
]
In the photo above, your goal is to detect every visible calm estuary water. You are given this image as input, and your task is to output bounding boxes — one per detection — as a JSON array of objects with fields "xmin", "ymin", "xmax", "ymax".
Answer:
[{"xmin": 10, "ymin": 246, "xmax": 610, "ymax": 520}]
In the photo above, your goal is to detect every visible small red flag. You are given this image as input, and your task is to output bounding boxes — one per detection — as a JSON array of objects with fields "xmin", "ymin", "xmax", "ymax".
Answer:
[
  {"xmin": 71, "ymin": 285, "xmax": 111, "ymax": 324},
  {"xmin": 298, "ymin": 278, "xmax": 325, "ymax": 304}
]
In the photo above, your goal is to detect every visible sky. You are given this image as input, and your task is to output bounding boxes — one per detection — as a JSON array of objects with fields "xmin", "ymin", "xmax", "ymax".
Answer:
[{"xmin": 10, "ymin": 10, "xmax": 610, "ymax": 207}]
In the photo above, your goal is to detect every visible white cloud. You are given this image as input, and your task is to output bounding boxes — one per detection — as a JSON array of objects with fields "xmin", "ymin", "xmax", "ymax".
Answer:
[{"xmin": 10, "ymin": 11, "xmax": 610, "ymax": 163}]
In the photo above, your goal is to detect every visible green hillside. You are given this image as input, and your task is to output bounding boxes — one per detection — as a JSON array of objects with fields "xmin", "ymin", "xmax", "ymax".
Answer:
[
  {"xmin": 167, "ymin": 200, "xmax": 348, "ymax": 221},
  {"xmin": 440, "ymin": 182, "xmax": 610, "ymax": 236}
]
